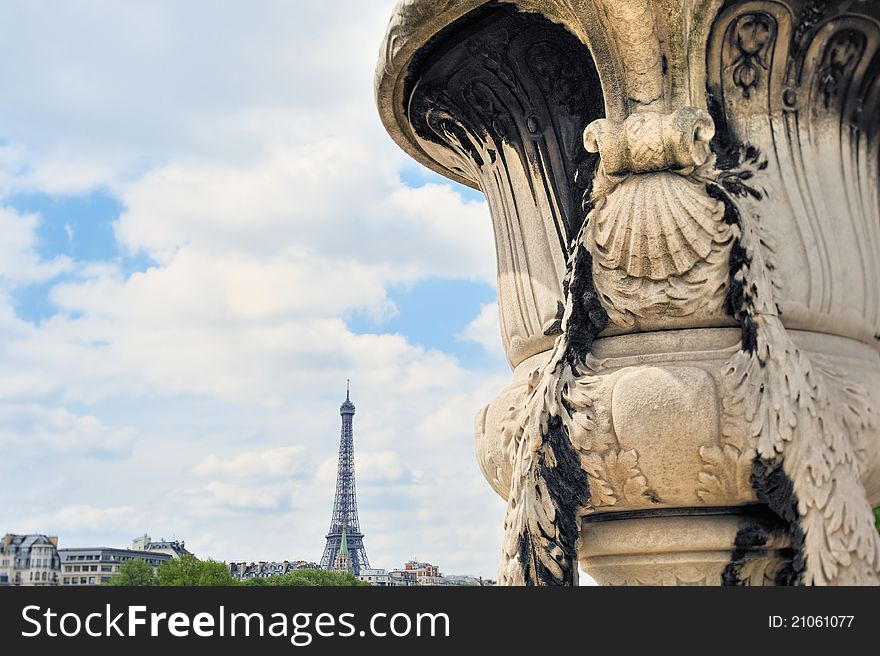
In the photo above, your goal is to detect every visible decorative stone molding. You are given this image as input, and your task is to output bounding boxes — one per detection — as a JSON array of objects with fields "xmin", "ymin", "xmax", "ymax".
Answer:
[
  {"xmin": 583, "ymin": 107, "xmax": 715, "ymax": 176},
  {"xmin": 376, "ymin": 0, "xmax": 880, "ymax": 586}
]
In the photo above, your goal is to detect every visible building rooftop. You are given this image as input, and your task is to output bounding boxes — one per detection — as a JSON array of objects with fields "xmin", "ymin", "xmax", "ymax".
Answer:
[
  {"xmin": 58, "ymin": 547, "xmax": 171, "ymax": 560},
  {"xmin": 131, "ymin": 534, "xmax": 191, "ymax": 557},
  {"xmin": 2, "ymin": 534, "xmax": 58, "ymax": 553}
]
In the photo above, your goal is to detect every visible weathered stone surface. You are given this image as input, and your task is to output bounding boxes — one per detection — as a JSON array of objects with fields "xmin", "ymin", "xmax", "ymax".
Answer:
[
  {"xmin": 377, "ymin": 0, "xmax": 880, "ymax": 586},
  {"xmin": 611, "ymin": 366, "xmax": 719, "ymax": 506}
]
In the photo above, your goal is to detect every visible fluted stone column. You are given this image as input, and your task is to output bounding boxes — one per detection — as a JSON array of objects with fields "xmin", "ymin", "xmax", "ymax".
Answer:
[{"xmin": 376, "ymin": 0, "xmax": 880, "ymax": 585}]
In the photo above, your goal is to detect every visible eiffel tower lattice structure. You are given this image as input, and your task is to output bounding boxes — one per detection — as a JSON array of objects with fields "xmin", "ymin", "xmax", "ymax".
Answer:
[{"xmin": 319, "ymin": 382, "xmax": 370, "ymax": 575}]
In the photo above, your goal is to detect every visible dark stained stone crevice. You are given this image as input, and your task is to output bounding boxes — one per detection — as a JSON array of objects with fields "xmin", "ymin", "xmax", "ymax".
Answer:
[
  {"xmin": 404, "ymin": 1, "xmax": 605, "ymax": 244},
  {"xmin": 705, "ymin": 183, "xmax": 758, "ymax": 355},
  {"xmin": 750, "ymin": 456, "xmax": 807, "ymax": 585},
  {"xmin": 722, "ymin": 522, "xmax": 770, "ymax": 585},
  {"xmin": 721, "ymin": 507, "xmax": 797, "ymax": 586},
  {"xmin": 563, "ymin": 245, "xmax": 609, "ymax": 368},
  {"xmin": 530, "ymin": 414, "xmax": 591, "ymax": 585}
]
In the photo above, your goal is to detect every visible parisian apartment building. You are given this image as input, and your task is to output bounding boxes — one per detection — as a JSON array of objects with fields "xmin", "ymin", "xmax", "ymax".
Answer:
[
  {"xmin": 58, "ymin": 547, "xmax": 172, "ymax": 586},
  {"xmin": 1, "ymin": 533, "xmax": 190, "ymax": 586},
  {"xmin": 0, "ymin": 534, "xmax": 61, "ymax": 586},
  {"xmin": 60, "ymin": 535, "xmax": 191, "ymax": 586},
  {"xmin": 357, "ymin": 562, "xmax": 494, "ymax": 586},
  {"xmin": 229, "ymin": 560, "xmax": 322, "ymax": 581}
]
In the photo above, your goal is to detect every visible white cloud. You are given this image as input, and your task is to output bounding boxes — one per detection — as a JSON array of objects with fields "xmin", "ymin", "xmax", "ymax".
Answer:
[
  {"xmin": 0, "ymin": 404, "xmax": 135, "ymax": 458},
  {"xmin": 355, "ymin": 450, "xmax": 415, "ymax": 484},
  {"xmin": 111, "ymin": 151, "xmax": 494, "ymax": 284},
  {"xmin": 20, "ymin": 505, "xmax": 141, "ymax": 534},
  {"xmin": 194, "ymin": 446, "xmax": 307, "ymax": 480},
  {"xmin": 0, "ymin": 1, "xmax": 402, "ymax": 195},
  {"xmin": 203, "ymin": 481, "xmax": 288, "ymax": 511},
  {"xmin": 458, "ymin": 302, "xmax": 505, "ymax": 357}
]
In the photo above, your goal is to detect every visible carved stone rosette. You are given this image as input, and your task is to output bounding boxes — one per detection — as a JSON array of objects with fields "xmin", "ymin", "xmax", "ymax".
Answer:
[{"xmin": 376, "ymin": 0, "xmax": 880, "ymax": 585}]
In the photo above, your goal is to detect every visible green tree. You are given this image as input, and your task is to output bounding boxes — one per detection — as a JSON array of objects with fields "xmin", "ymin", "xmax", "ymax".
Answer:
[
  {"xmin": 120, "ymin": 555, "xmax": 372, "ymax": 586},
  {"xmin": 262, "ymin": 570, "xmax": 370, "ymax": 587},
  {"xmin": 105, "ymin": 558, "xmax": 157, "ymax": 586},
  {"xmin": 239, "ymin": 576, "xmax": 269, "ymax": 587},
  {"xmin": 155, "ymin": 554, "xmax": 238, "ymax": 586}
]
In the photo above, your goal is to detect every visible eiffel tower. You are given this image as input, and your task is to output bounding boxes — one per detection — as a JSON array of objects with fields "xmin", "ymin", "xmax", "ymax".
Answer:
[{"xmin": 319, "ymin": 382, "xmax": 370, "ymax": 575}]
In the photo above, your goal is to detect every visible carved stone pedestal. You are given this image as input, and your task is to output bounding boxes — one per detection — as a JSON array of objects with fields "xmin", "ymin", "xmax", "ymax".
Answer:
[
  {"xmin": 580, "ymin": 510, "xmax": 793, "ymax": 586},
  {"xmin": 376, "ymin": 0, "xmax": 880, "ymax": 585}
]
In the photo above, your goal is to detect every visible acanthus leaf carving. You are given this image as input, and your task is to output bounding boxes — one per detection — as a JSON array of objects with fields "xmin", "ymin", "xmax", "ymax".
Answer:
[
  {"xmin": 696, "ymin": 443, "xmax": 756, "ymax": 505},
  {"xmin": 583, "ymin": 448, "xmax": 657, "ymax": 508}
]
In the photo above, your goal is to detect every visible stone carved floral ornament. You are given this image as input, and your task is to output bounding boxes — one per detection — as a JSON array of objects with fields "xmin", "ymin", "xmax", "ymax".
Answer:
[
  {"xmin": 730, "ymin": 13, "xmax": 774, "ymax": 99},
  {"xmin": 497, "ymin": 104, "xmax": 880, "ymax": 586}
]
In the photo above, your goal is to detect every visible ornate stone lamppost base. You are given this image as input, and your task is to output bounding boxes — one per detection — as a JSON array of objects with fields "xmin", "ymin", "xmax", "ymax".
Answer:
[{"xmin": 376, "ymin": 0, "xmax": 880, "ymax": 585}]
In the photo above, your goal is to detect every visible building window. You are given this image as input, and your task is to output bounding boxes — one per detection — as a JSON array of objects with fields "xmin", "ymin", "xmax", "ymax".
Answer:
[
  {"xmin": 80, "ymin": 577, "xmax": 87, "ymax": 584},
  {"xmin": 101, "ymin": 566, "xmax": 112, "ymax": 572}
]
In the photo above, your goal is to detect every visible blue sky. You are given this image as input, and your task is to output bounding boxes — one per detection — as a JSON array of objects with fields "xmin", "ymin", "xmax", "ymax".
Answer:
[
  {"xmin": 0, "ymin": 1, "xmax": 510, "ymax": 578},
  {"xmin": 9, "ymin": 190, "xmax": 154, "ymax": 322},
  {"xmin": 6, "ymin": 180, "xmax": 499, "ymax": 368}
]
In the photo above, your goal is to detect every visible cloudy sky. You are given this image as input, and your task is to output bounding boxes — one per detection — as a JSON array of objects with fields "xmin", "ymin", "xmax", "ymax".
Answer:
[{"xmin": 0, "ymin": 1, "xmax": 513, "ymax": 577}]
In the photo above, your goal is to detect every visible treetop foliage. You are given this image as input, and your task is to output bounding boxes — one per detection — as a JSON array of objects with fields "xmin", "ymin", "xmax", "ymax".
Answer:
[{"xmin": 105, "ymin": 554, "xmax": 371, "ymax": 586}]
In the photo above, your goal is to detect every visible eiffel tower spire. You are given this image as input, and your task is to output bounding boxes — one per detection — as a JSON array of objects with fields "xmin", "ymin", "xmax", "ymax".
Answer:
[{"xmin": 319, "ymin": 383, "xmax": 370, "ymax": 575}]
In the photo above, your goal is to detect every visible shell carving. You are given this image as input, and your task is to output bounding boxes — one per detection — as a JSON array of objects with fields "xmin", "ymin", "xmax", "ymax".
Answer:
[{"xmin": 592, "ymin": 172, "xmax": 729, "ymax": 280}]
